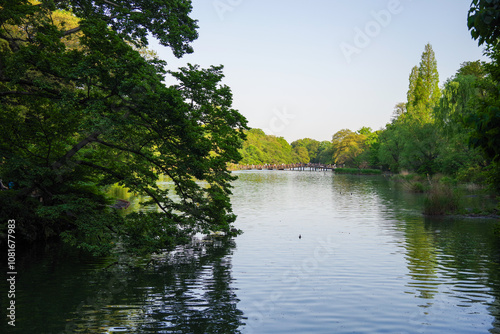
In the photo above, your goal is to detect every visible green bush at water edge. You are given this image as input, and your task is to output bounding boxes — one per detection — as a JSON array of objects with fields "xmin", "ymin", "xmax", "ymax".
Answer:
[{"xmin": 334, "ymin": 168, "xmax": 382, "ymax": 175}]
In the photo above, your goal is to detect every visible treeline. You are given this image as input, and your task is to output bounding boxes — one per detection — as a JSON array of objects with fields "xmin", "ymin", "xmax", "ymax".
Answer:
[
  {"xmin": 238, "ymin": 127, "xmax": 381, "ymax": 168},
  {"xmin": 239, "ymin": 41, "xmax": 500, "ymax": 191},
  {"xmin": 238, "ymin": 129, "xmax": 331, "ymax": 165},
  {"xmin": 238, "ymin": 128, "xmax": 376, "ymax": 167}
]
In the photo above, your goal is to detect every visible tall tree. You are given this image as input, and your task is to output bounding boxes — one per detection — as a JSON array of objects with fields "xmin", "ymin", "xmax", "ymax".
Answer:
[
  {"xmin": 317, "ymin": 141, "xmax": 334, "ymax": 164},
  {"xmin": 293, "ymin": 146, "xmax": 310, "ymax": 163},
  {"xmin": 410, "ymin": 43, "xmax": 441, "ymax": 117},
  {"xmin": 0, "ymin": 0, "xmax": 247, "ymax": 254},
  {"xmin": 392, "ymin": 44, "xmax": 442, "ymax": 174},
  {"xmin": 432, "ymin": 72, "xmax": 484, "ymax": 176}
]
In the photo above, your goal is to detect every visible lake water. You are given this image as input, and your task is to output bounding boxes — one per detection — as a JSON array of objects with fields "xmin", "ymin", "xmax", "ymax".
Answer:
[{"xmin": 2, "ymin": 171, "xmax": 500, "ymax": 333}]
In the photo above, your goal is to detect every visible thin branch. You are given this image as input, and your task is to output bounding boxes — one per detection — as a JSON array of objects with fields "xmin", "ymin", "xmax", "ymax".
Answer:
[
  {"xmin": 0, "ymin": 91, "xmax": 62, "ymax": 99},
  {"xmin": 1, "ymin": 79, "xmax": 64, "ymax": 98},
  {"xmin": 0, "ymin": 91, "xmax": 36, "ymax": 96},
  {"xmin": 62, "ymin": 26, "xmax": 82, "ymax": 36},
  {"xmin": 52, "ymin": 131, "xmax": 101, "ymax": 170},
  {"xmin": 103, "ymin": 0, "xmax": 121, "ymax": 7}
]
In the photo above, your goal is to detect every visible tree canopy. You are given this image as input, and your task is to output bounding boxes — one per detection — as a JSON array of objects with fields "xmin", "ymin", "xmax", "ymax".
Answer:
[
  {"xmin": 0, "ymin": 0, "xmax": 248, "ymax": 254},
  {"xmin": 468, "ymin": 0, "xmax": 500, "ymax": 48},
  {"xmin": 466, "ymin": 0, "xmax": 500, "ymax": 190},
  {"xmin": 238, "ymin": 129, "xmax": 297, "ymax": 165}
]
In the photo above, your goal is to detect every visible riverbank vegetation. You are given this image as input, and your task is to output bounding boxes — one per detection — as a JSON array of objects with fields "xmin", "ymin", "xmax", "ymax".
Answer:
[{"xmin": 334, "ymin": 168, "xmax": 382, "ymax": 175}]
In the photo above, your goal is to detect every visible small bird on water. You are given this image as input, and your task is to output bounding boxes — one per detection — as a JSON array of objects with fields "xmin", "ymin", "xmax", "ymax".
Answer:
[{"xmin": 299, "ymin": 234, "xmax": 301, "ymax": 239}]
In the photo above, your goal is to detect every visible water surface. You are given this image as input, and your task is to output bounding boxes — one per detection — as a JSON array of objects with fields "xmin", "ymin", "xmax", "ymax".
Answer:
[
  {"xmin": 231, "ymin": 171, "xmax": 500, "ymax": 333},
  {"xmin": 1, "ymin": 171, "xmax": 500, "ymax": 333}
]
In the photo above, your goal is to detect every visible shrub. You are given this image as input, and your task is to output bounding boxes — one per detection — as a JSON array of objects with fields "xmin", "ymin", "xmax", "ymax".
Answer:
[
  {"xmin": 411, "ymin": 182, "xmax": 426, "ymax": 193},
  {"xmin": 393, "ymin": 173, "xmax": 429, "ymax": 192},
  {"xmin": 424, "ymin": 183, "xmax": 463, "ymax": 215},
  {"xmin": 439, "ymin": 176, "xmax": 457, "ymax": 186}
]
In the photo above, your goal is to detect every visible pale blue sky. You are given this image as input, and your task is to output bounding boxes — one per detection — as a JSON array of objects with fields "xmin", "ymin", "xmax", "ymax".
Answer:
[{"xmin": 151, "ymin": 0, "xmax": 487, "ymax": 143}]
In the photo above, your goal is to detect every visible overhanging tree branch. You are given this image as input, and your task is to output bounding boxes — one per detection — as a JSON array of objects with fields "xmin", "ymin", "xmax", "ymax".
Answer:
[
  {"xmin": 77, "ymin": 160, "xmax": 169, "ymax": 213},
  {"xmin": 52, "ymin": 131, "xmax": 101, "ymax": 170},
  {"xmin": 94, "ymin": 138, "xmax": 192, "ymax": 200},
  {"xmin": 1, "ymin": 0, "xmax": 243, "ymax": 254}
]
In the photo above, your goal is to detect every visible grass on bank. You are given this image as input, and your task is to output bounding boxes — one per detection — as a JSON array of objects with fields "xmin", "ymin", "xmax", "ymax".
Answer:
[
  {"xmin": 334, "ymin": 168, "xmax": 382, "ymax": 175},
  {"xmin": 423, "ymin": 183, "xmax": 464, "ymax": 215}
]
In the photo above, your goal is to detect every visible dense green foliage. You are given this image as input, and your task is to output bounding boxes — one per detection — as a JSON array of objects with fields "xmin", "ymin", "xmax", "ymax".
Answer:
[
  {"xmin": 291, "ymin": 138, "xmax": 320, "ymax": 163},
  {"xmin": 238, "ymin": 129, "xmax": 299, "ymax": 164},
  {"xmin": 468, "ymin": 0, "xmax": 500, "ymax": 48},
  {"xmin": 0, "ymin": 0, "xmax": 247, "ymax": 254},
  {"xmin": 238, "ymin": 126, "xmax": 379, "ymax": 169},
  {"xmin": 465, "ymin": 0, "xmax": 500, "ymax": 191}
]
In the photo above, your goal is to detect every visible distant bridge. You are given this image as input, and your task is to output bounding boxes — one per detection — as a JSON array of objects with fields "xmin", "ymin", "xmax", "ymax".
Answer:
[{"xmin": 232, "ymin": 163, "xmax": 337, "ymax": 171}]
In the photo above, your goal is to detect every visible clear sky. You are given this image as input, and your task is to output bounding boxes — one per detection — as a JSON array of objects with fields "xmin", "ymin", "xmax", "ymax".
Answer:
[{"xmin": 151, "ymin": 0, "xmax": 487, "ymax": 143}]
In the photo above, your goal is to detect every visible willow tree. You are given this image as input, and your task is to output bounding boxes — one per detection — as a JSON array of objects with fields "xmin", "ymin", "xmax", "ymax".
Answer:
[
  {"xmin": 0, "ymin": 1, "xmax": 248, "ymax": 254},
  {"xmin": 432, "ymin": 69, "xmax": 484, "ymax": 175}
]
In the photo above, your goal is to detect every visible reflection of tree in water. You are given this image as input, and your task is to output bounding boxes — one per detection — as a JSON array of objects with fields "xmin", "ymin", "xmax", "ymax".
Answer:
[
  {"xmin": 398, "ymin": 215, "xmax": 500, "ymax": 331},
  {"xmin": 67, "ymin": 236, "xmax": 244, "ymax": 333},
  {"xmin": 402, "ymin": 218, "xmax": 439, "ymax": 301},
  {"xmin": 361, "ymin": 176, "xmax": 500, "ymax": 331},
  {"xmin": 423, "ymin": 218, "xmax": 500, "ymax": 333},
  {"xmin": 136, "ymin": 237, "xmax": 244, "ymax": 333},
  {"xmin": 330, "ymin": 174, "xmax": 387, "ymax": 196}
]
